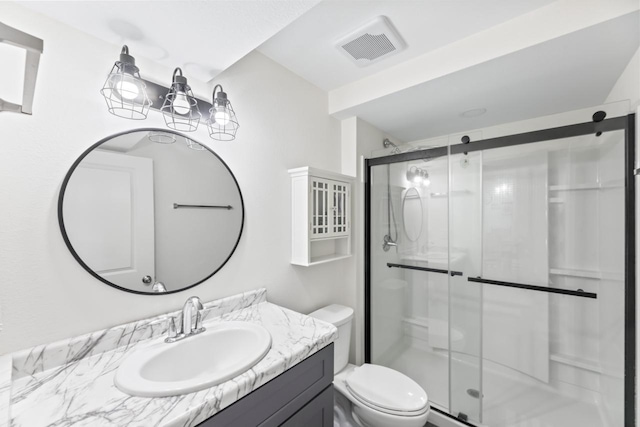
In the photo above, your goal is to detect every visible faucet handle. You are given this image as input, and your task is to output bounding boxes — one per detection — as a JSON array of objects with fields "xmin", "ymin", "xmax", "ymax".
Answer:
[
  {"xmin": 165, "ymin": 316, "xmax": 180, "ymax": 343},
  {"xmin": 188, "ymin": 296, "xmax": 205, "ymax": 333},
  {"xmin": 194, "ymin": 310, "xmax": 205, "ymax": 332}
]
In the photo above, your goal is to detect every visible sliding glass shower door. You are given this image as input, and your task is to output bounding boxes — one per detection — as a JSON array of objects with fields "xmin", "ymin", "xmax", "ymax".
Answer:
[
  {"xmin": 448, "ymin": 149, "xmax": 483, "ymax": 423},
  {"xmin": 460, "ymin": 130, "xmax": 627, "ymax": 427},
  {"xmin": 366, "ymin": 114, "xmax": 634, "ymax": 427},
  {"xmin": 368, "ymin": 146, "xmax": 483, "ymax": 422}
]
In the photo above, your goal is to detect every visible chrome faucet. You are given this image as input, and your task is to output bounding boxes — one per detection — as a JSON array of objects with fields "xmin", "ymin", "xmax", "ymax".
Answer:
[
  {"xmin": 165, "ymin": 296, "xmax": 205, "ymax": 343},
  {"xmin": 382, "ymin": 234, "xmax": 397, "ymax": 252}
]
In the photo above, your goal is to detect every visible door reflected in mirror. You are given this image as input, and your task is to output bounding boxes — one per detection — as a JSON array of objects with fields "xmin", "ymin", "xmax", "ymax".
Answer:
[{"xmin": 59, "ymin": 129, "xmax": 244, "ymax": 295}]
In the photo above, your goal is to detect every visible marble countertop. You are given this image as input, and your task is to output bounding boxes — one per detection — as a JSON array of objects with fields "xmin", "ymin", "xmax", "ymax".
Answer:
[{"xmin": 2, "ymin": 289, "xmax": 337, "ymax": 427}]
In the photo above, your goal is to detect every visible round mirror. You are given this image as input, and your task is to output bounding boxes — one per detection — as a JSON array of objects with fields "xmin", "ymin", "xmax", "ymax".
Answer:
[
  {"xmin": 402, "ymin": 187, "xmax": 423, "ymax": 242},
  {"xmin": 58, "ymin": 129, "xmax": 244, "ymax": 295}
]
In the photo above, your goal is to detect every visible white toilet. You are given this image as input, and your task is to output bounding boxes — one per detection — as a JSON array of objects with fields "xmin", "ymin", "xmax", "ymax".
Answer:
[{"xmin": 309, "ymin": 304, "xmax": 430, "ymax": 427}]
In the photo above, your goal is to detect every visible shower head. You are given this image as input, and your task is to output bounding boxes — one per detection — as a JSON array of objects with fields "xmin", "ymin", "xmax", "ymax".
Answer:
[
  {"xmin": 383, "ymin": 138, "xmax": 396, "ymax": 148},
  {"xmin": 383, "ymin": 138, "xmax": 401, "ymax": 154}
]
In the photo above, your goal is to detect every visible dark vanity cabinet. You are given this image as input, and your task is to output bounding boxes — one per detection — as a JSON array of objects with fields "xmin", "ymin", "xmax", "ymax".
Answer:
[{"xmin": 198, "ymin": 343, "xmax": 334, "ymax": 427}]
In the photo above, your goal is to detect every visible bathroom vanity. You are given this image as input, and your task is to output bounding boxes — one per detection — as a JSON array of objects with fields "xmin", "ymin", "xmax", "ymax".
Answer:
[
  {"xmin": 199, "ymin": 344, "xmax": 334, "ymax": 427},
  {"xmin": 1, "ymin": 289, "xmax": 337, "ymax": 427}
]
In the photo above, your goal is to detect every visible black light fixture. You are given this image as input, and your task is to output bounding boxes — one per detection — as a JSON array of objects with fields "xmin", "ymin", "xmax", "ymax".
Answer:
[
  {"xmin": 207, "ymin": 84, "xmax": 239, "ymax": 141},
  {"xmin": 160, "ymin": 68, "xmax": 201, "ymax": 132},
  {"xmin": 186, "ymin": 139, "xmax": 206, "ymax": 151},
  {"xmin": 406, "ymin": 166, "xmax": 430, "ymax": 186},
  {"xmin": 100, "ymin": 45, "xmax": 151, "ymax": 120},
  {"xmin": 147, "ymin": 131, "xmax": 176, "ymax": 144},
  {"xmin": 100, "ymin": 47, "xmax": 240, "ymax": 140}
]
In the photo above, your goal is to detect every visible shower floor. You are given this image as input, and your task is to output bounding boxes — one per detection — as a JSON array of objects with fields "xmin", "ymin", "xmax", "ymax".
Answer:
[{"xmin": 384, "ymin": 343, "xmax": 609, "ymax": 427}]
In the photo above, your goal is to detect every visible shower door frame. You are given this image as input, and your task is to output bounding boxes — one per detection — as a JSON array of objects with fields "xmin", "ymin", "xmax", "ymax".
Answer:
[{"xmin": 364, "ymin": 113, "xmax": 636, "ymax": 427}]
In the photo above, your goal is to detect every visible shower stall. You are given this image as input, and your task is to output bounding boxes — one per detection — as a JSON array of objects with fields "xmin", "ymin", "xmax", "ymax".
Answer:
[{"xmin": 365, "ymin": 114, "xmax": 636, "ymax": 427}]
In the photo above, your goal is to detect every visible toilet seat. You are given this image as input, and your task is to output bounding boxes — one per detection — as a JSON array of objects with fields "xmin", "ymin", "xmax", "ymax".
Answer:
[{"xmin": 345, "ymin": 364, "xmax": 429, "ymax": 417}]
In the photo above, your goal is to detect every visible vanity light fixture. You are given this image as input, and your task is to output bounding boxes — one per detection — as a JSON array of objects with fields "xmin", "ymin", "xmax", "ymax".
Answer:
[
  {"xmin": 100, "ymin": 45, "xmax": 151, "ymax": 120},
  {"xmin": 186, "ymin": 138, "xmax": 206, "ymax": 151},
  {"xmin": 406, "ymin": 166, "xmax": 430, "ymax": 186},
  {"xmin": 100, "ymin": 47, "xmax": 240, "ymax": 140},
  {"xmin": 148, "ymin": 131, "xmax": 176, "ymax": 144},
  {"xmin": 161, "ymin": 68, "xmax": 201, "ymax": 132},
  {"xmin": 207, "ymin": 84, "xmax": 239, "ymax": 141}
]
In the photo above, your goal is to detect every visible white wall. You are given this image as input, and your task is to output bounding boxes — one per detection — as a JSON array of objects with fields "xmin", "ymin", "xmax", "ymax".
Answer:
[
  {"xmin": 0, "ymin": 3, "xmax": 353, "ymax": 355},
  {"xmin": 606, "ymin": 47, "xmax": 640, "ymax": 109},
  {"xmin": 341, "ymin": 118, "xmax": 398, "ymax": 364}
]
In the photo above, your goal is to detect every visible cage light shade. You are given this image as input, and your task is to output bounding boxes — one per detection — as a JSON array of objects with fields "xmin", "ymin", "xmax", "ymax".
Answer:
[
  {"xmin": 186, "ymin": 139, "xmax": 206, "ymax": 150},
  {"xmin": 100, "ymin": 48, "xmax": 150, "ymax": 120},
  {"xmin": 160, "ymin": 68, "xmax": 201, "ymax": 132},
  {"xmin": 148, "ymin": 131, "xmax": 176, "ymax": 144},
  {"xmin": 207, "ymin": 98, "xmax": 239, "ymax": 141}
]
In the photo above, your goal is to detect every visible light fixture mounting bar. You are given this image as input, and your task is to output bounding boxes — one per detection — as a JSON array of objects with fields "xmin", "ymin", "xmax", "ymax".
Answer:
[{"xmin": 141, "ymin": 78, "xmax": 213, "ymax": 114}]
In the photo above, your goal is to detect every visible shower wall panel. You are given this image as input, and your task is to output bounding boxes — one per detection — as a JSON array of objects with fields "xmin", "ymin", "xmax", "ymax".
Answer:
[{"xmin": 481, "ymin": 149, "xmax": 550, "ymax": 382}]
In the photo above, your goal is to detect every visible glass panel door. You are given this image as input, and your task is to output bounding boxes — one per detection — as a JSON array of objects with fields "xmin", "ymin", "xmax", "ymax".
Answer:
[
  {"xmin": 332, "ymin": 180, "xmax": 349, "ymax": 236},
  {"xmin": 450, "ymin": 130, "xmax": 627, "ymax": 427},
  {"xmin": 310, "ymin": 177, "xmax": 329, "ymax": 237},
  {"xmin": 448, "ymin": 150, "xmax": 483, "ymax": 423},
  {"xmin": 369, "ymin": 151, "xmax": 461, "ymax": 413}
]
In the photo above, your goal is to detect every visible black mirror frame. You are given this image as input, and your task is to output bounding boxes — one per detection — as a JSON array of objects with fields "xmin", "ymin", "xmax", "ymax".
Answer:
[{"xmin": 57, "ymin": 128, "xmax": 245, "ymax": 296}]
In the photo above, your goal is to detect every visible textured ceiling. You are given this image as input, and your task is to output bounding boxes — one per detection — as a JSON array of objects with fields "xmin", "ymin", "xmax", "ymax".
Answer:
[
  {"xmin": 258, "ymin": 0, "xmax": 554, "ymax": 91},
  {"xmin": 19, "ymin": 0, "xmax": 321, "ymax": 83},
  {"xmin": 345, "ymin": 12, "xmax": 640, "ymax": 142}
]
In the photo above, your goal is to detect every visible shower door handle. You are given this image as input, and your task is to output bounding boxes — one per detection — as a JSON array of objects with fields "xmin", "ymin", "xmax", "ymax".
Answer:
[
  {"xmin": 468, "ymin": 277, "xmax": 597, "ymax": 299},
  {"xmin": 387, "ymin": 263, "xmax": 463, "ymax": 276}
]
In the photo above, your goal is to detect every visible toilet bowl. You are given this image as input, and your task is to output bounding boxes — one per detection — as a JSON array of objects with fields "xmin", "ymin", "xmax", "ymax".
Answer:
[{"xmin": 309, "ymin": 305, "xmax": 430, "ymax": 427}]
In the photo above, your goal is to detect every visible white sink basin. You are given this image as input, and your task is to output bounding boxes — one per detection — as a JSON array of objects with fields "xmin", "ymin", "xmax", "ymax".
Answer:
[{"xmin": 115, "ymin": 321, "xmax": 272, "ymax": 397}]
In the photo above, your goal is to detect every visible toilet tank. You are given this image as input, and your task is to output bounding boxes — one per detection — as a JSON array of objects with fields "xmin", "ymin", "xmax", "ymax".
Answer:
[{"xmin": 308, "ymin": 304, "xmax": 354, "ymax": 374}]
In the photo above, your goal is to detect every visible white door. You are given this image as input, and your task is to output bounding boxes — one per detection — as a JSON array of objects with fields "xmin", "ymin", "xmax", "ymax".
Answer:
[{"xmin": 63, "ymin": 150, "xmax": 155, "ymax": 292}]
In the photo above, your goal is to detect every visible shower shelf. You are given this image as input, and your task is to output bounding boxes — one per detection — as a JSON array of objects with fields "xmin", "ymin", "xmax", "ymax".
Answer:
[
  {"xmin": 550, "ymin": 353, "xmax": 602, "ymax": 374},
  {"xmin": 429, "ymin": 190, "xmax": 471, "ymax": 198},
  {"xmin": 549, "ymin": 182, "xmax": 623, "ymax": 191},
  {"xmin": 549, "ymin": 268, "xmax": 601, "ymax": 280}
]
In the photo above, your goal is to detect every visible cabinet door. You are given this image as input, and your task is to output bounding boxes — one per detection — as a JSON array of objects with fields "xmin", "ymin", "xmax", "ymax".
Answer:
[
  {"xmin": 279, "ymin": 385, "xmax": 334, "ymax": 427},
  {"xmin": 330, "ymin": 180, "xmax": 349, "ymax": 237},
  {"xmin": 310, "ymin": 178, "xmax": 331, "ymax": 238}
]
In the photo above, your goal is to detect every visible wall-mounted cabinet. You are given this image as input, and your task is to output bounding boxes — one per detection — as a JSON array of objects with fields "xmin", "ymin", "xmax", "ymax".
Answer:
[{"xmin": 288, "ymin": 167, "xmax": 354, "ymax": 266}]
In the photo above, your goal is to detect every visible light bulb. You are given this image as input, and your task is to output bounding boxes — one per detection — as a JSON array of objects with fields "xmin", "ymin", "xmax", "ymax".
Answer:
[
  {"xmin": 423, "ymin": 178, "xmax": 431, "ymax": 187},
  {"xmin": 115, "ymin": 80, "xmax": 139, "ymax": 100},
  {"xmin": 413, "ymin": 176, "xmax": 422, "ymax": 184},
  {"xmin": 172, "ymin": 91, "xmax": 192, "ymax": 115},
  {"xmin": 214, "ymin": 107, "xmax": 231, "ymax": 126}
]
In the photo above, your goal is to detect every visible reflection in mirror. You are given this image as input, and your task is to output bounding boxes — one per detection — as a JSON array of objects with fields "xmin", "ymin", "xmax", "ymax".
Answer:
[
  {"xmin": 59, "ymin": 129, "xmax": 244, "ymax": 295},
  {"xmin": 402, "ymin": 187, "xmax": 423, "ymax": 242}
]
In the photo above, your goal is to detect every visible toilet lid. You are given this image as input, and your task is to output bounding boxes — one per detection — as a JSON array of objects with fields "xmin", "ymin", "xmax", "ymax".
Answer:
[{"xmin": 346, "ymin": 364, "xmax": 428, "ymax": 414}]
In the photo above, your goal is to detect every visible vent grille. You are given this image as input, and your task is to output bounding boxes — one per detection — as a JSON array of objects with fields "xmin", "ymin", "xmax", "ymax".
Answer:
[
  {"xmin": 335, "ymin": 16, "xmax": 405, "ymax": 67},
  {"xmin": 341, "ymin": 33, "xmax": 396, "ymax": 61}
]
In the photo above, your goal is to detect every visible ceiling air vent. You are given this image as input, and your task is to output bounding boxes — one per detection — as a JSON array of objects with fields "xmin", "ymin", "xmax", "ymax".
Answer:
[{"xmin": 336, "ymin": 16, "xmax": 405, "ymax": 67}]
